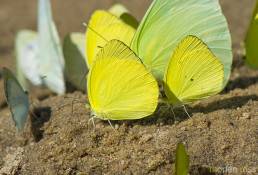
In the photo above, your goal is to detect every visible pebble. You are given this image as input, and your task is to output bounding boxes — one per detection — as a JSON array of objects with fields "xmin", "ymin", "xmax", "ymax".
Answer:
[
  {"xmin": 115, "ymin": 124, "xmax": 119, "ymax": 130},
  {"xmin": 140, "ymin": 134, "xmax": 153, "ymax": 143},
  {"xmin": 241, "ymin": 113, "xmax": 250, "ymax": 119},
  {"xmin": 180, "ymin": 127, "xmax": 187, "ymax": 131}
]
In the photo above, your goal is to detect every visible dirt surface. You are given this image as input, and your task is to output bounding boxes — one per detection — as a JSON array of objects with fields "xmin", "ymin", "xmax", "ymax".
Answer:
[{"xmin": 0, "ymin": 0, "xmax": 257, "ymax": 175}]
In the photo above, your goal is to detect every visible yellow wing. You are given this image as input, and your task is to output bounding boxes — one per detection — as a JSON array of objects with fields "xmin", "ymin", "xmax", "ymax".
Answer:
[
  {"xmin": 86, "ymin": 10, "xmax": 135, "ymax": 68},
  {"xmin": 88, "ymin": 40, "xmax": 159, "ymax": 120},
  {"xmin": 164, "ymin": 35, "xmax": 224, "ymax": 106}
]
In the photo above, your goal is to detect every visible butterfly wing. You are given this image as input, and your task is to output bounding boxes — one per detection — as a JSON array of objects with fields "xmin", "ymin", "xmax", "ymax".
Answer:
[
  {"xmin": 15, "ymin": 30, "xmax": 40, "ymax": 89},
  {"xmin": 63, "ymin": 33, "xmax": 88, "ymax": 91},
  {"xmin": 164, "ymin": 36, "xmax": 224, "ymax": 106},
  {"xmin": 3, "ymin": 68, "xmax": 29, "ymax": 131},
  {"xmin": 109, "ymin": 4, "xmax": 138, "ymax": 29},
  {"xmin": 131, "ymin": 0, "xmax": 232, "ymax": 86},
  {"xmin": 38, "ymin": 0, "xmax": 65, "ymax": 94},
  {"xmin": 245, "ymin": 1, "xmax": 258, "ymax": 68},
  {"xmin": 86, "ymin": 10, "xmax": 135, "ymax": 67},
  {"xmin": 88, "ymin": 40, "xmax": 159, "ymax": 120},
  {"xmin": 109, "ymin": 3, "xmax": 129, "ymax": 17}
]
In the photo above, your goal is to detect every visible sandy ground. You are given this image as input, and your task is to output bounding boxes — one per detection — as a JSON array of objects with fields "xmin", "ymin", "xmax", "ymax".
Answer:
[{"xmin": 0, "ymin": 0, "xmax": 257, "ymax": 174}]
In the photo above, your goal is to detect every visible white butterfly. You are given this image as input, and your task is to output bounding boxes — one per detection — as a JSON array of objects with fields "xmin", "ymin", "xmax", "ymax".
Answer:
[{"xmin": 16, "ymin": 0, "xmax": 65, "ymax": 94}]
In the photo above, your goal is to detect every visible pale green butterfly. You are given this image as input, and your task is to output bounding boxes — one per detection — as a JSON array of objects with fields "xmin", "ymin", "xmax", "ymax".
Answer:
[
  {"xmin": 3, "ymin": 68, "xmax": 29, "ymax": 132},
  {"xmin": 16, "ymin": 0, "xmax": 65, "ymax": 94},
  {"xmin": 63, "ymin": 33, "xmax": 88, "ymax": 91},
  {"xmin": 131, "ymin": 0, "xmax": 232, "ymax": 86}
]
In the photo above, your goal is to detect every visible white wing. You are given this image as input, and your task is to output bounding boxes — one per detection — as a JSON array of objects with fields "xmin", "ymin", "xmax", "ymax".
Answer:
[
  {"xmin": 15, "ymin": 30, "xmax": 41, "ymax": 89},
  {"xmin": 38, "ymin": 0, "xmax": 65, "ymax": 94}
]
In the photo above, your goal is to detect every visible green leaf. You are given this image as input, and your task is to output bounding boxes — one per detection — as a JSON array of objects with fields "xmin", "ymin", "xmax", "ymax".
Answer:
[
  {"xmin": 245, "ymin": 1, "xmax": 258, "ymax": 68},
  {"xmin": 175, "ymin": 143, "xmax": 189, "ymax": 175}
]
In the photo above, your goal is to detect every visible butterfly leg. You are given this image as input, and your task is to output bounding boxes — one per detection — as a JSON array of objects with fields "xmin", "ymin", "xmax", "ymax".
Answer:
[
  {"xmin": 107, "ymin": 120, "xmax": 115, "ymax": 130},
  {"xmin": 88, "ymin": 116, "xmax": 96, "ymax": 129},
  {"xmin": 157, "ymin": 104, "xmax": 167, "ymax": 117},
  {"xmin": 183, "ymin": 105, "xmax": 191, "ymax": 118},
  {"xmin": 170, "ymin": 106, "xmax": 176, "ymax": 121}
]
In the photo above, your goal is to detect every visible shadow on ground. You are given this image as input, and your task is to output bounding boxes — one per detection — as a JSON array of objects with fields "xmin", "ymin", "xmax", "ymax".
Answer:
[{"xmin": 30, "ymin": 106, "xmax": 52, "ymax": 142}]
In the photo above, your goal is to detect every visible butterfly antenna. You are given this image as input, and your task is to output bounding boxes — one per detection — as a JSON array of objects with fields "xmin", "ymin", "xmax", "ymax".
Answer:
[{"xmin": 83, "ymin": 22, "xmax": 108, "ymax": 42}]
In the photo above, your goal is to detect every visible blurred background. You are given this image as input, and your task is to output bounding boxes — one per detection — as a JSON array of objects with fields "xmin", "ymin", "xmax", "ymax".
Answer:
[{"xmin": 0, "ymin": 0, "xmax": 255, "ymax": 69}]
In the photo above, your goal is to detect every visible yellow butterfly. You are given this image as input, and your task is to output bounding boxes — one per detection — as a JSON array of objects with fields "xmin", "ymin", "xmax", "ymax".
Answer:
[
  {"xmin": 163, "ymin": 35, "xmax": 224, "ymax": 106},
  {"xmin": 87, "ymin": 40, "xmax": 159, "ymax": 120},
  {"xmin": 86, "ymin": 10, "xmax": 136, "ymax": 68}
]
